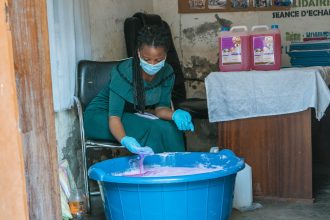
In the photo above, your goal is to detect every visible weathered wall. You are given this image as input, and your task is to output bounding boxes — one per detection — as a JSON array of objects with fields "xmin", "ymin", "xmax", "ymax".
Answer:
[
  {"xmin": 88, "ymin": 0, "xmax": 154, "ymax": 60},
  {"xmin": 55, "ymin": 109, "xmax": 82, "ymax": 186},
  {"xmin": 154, "ymin": 1, "xmax": 330, "ymax": 97},
  {"xmin": 53, "ymin": 0, "xmax": 153, "ymax": 189}
]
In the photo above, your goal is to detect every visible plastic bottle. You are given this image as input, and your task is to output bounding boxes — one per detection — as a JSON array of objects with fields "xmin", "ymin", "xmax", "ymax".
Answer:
[
  {"xmin": 209, "ymin": 146, "xmax": 220, "ymax": 153},
  {"xmin": 219, "ymin": 25, "xmax": 250, "ymax": 72},
  {"xmin": 233, "ymin": 163, "xmax": 253, "ymax": 209},
  {"xmin": 270, "ymin": 24, "xmax": 282, "ymax": 67},
  {"xmin": 69, "ymin": 190, "xmax": 87, "ymax": 219},
  {"xmin": 250, "ymin": 25, "xmax": 281, "ymax": 70}
]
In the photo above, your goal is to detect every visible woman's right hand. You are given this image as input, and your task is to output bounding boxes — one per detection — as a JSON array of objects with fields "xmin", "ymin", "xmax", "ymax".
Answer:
[{"xmin": 120, "ymin": 136, "xmax": 154, "ymax": 155}]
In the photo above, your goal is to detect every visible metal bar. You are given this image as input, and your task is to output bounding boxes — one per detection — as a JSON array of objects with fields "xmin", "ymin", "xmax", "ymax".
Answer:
[
  {"xmin": 74, "ymin": 96, "xmax": 91, "ymax": 212},
  {"xmin": 90, "ymin": 191, "xmax": 101, "ymax": 196}
]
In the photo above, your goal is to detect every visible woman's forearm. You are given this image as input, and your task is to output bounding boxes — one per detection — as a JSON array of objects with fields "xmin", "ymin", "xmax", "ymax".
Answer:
[
  {"xmin": 155, "ymin": 107, "xmax": 174, "ymax": 120},
  {"xmin": 109, "ymin": 116, "xmax": 126, "ymax": 142}
]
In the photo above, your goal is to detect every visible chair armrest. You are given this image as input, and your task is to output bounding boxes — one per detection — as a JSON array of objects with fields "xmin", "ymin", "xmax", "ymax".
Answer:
[{"xmin": 74, "ymin": 96, "xmax": 125, "ymax": 149}]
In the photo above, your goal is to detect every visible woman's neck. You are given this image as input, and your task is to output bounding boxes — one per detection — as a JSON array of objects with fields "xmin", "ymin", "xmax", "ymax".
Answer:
[{"xmin": 142, "ymin": 71, "xmax": 156, "ymax": 82}]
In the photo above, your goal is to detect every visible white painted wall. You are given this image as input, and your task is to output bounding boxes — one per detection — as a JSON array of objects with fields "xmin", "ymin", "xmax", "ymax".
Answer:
[
  {"xmin": 153, "ymin": 0, "xmax": 330, "ymax": 98},
  {"xmin": 88, "ymin": 0, "xmax": 154, "ymax": 60},
  {"xmin": 47, "ymin": 0, "xmax": 92, "ymax": 112}
]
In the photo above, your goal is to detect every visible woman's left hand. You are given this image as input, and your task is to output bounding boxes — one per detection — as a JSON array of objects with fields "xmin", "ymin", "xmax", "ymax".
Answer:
[{"xmin": 172, "ymin": 109, "xmax": 194, "ymax": 132}]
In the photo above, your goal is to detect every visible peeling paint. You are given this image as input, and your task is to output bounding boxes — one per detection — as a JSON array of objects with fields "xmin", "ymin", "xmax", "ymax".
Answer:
[
  {"xmin": 196, "ymin": 22, "xmax": 219, "ymax": 35},
  {"xmin": 183, "ymin": 21, "xmax": 220, "ymax": 41},
  {"xmin": 62, "ymin": 116, "xmax": 82, "ymax": 188},
  {"xmin": 184, "ymin": 56, "xmax": 218, "ymax": 79},
  {"xmin": 182, "ymin": 28, "xmax": 195, "ymax": 41},
  {"xmin": 182, "ymin": 56, "xmax": 218, "ymax": 99}
]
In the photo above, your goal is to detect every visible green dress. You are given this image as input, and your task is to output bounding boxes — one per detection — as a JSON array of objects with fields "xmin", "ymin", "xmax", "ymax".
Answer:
[{"xmin": 83, "ymin": 58, "xmax": 185, "ymax": 153}]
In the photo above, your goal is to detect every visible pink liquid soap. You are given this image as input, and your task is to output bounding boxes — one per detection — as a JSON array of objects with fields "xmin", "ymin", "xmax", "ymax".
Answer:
[
  {"xmin": 139, "ymin": 154, "xmax": 145, "ymax": 175},
  {"xmin": 115, "ymin": 159, "xmax": 224, "ymax": 177}
]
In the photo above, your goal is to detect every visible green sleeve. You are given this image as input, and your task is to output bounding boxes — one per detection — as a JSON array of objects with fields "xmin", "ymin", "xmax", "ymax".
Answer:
[
  {"xmin": 156, "ymin": 74, "xmax": 175, "ymax": 108},
  {"xmin": 109, "ymin": 59, "xmax": 135, "ymax": 104},
  {"xmin": 108, "ymin": 89, "xmax": 125, "ymax": 118}
]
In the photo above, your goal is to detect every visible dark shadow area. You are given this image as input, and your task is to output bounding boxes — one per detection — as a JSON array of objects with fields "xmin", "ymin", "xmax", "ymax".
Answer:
[
  {"xmin": 312, "ymin": 102, "xmax": 330, "ymax": 198},
  {"xmin": 85, "ymin": 195, "xmax": 106, "ymax": 220}
]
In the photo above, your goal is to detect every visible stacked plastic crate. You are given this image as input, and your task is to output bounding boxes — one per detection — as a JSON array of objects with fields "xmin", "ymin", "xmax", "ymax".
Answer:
[{"xmin": 288, "ymin": 40, "xmax": 330, "ymax": 67}]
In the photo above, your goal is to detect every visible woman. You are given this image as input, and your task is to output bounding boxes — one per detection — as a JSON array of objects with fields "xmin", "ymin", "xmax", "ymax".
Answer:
[{"xmin": 83, "ymin": 25, "xmax": 194, "ymax": 155}]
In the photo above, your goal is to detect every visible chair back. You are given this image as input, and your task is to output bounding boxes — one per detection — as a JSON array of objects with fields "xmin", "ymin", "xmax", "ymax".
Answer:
[
  {"xmin": 124, "ymin": 12, "xmax": 187, "ymax": 107},
  {"xmin": 76, "ymin": 60, "xmax": 122, "ymax": 110}
]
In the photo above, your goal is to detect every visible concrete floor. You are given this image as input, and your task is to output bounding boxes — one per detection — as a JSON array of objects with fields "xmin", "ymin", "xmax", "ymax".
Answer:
[{"xmin": 85, "ymin": 163, "xmax": 330, "ymax": 220}]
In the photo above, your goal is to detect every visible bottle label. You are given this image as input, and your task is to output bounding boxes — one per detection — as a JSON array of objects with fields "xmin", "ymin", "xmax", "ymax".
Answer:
[
  {"xmin": 69, "ymin": 201, "xmax": 86, "ymax": 216},
  {"xmin": 253, "ymin": 36, "xmax": 275, "ymax": 65},
  {"xmin": 221, "ymin": 36, "xmax": 242, "ymax": 65}
]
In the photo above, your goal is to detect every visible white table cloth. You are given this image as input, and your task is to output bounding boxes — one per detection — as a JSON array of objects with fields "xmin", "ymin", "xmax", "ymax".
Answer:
[{"xmin": 205, "ymin": 67, "xmax": 330, "ymax": 123}]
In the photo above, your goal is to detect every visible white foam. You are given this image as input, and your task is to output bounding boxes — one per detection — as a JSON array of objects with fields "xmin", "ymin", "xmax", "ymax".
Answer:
[{"xmin": 113, "ymin": 166, "xmax": 224, "ymax": 177}]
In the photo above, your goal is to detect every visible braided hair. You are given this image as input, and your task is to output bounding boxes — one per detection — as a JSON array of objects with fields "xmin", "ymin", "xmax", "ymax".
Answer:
[{"xmin": 132, "ymin": 25, "xmax": 171, "ymax": 113}]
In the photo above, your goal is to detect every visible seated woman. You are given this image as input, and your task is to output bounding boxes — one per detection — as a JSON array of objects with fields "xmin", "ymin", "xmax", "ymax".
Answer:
[{"xmin": 83, "ymin": 25, "xmax": 194, "ymax": 155}]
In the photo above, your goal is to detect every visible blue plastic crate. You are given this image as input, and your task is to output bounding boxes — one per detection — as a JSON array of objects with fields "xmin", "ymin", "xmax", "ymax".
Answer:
[
  {"xmin": 289, "ymin": 40, "xmax": 330, "ymax": 51},
  {"xmin": 288, "ymin": 49, "xmax": 330, "ymax": 58}
]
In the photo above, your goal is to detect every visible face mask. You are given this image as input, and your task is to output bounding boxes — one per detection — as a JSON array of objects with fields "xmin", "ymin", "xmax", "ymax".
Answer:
[{"xmin": 139, "ymin": 57, "xmax": 166, "ymax": 76}]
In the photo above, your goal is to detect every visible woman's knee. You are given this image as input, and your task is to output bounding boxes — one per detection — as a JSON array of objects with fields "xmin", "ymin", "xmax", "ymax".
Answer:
[
  {"xmin": 83, "ymin": 111, "xmax": 113, "ymax": 140},
  {"xmin": 151, "ymin": 119, "xmax": 177, "ymax": 131},
  {"xmin": 149, "ymin": 120, "xmax": 182, "ymax": 140}
]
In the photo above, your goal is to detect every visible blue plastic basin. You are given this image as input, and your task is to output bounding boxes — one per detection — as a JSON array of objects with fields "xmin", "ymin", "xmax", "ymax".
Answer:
[{"xmin": 88, "ymin": 149, "xmax": 244, "ymax": 220}]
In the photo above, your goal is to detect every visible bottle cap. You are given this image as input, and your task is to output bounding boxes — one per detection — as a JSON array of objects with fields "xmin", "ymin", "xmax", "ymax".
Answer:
[
  {"xmin": 209, "ymin": 146, "xmax": 219, "ymax": 153},
  {"xmin": 271, "ymin": 24, "xmax": 279, "ymax": 29},
  {"xmin": 221, "ymin": 26, "xmax": 230, "ymax": 31}
]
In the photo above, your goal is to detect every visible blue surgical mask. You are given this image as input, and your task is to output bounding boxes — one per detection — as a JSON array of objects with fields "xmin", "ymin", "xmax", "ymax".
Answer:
[{"xmin": 139, "ymin": 57, "xmax": 166, "ymax": 75}]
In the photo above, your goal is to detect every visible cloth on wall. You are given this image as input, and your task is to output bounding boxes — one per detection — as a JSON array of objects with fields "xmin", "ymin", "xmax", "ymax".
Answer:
[{"xmin": 47, "ymin": 0, "xmax": 92, "ymax": 111}]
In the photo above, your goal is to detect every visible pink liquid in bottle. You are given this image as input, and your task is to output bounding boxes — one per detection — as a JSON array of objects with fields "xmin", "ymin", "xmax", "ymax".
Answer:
[
  {"xmin": 219, "ymin": 26, "xmax": 251, "ymax": 72},
  {"xmin": 250, "ymin": 25, "xmax": 281, "ymax": 71}
]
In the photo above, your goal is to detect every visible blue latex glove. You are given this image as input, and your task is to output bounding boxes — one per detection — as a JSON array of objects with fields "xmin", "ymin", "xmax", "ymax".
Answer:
[
  {"xmin": 172, "ymin": 109, "xmax": 194, "ymax": 132},
  {"xmin": 120, "ymin": 136, "xmax": 154, "ymax": 155}
]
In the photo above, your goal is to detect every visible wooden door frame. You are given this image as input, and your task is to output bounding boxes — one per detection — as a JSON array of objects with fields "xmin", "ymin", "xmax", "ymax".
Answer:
[
  {"xmin": 0, "ymin": 0, "xmax": 29, "ymax": 219},
  {"xmin": 3, "ymin": 0, "xmax": 61, "ymax": 219}
]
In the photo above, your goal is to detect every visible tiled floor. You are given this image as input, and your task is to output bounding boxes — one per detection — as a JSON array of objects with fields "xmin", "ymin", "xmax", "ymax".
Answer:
[{"xmin": 85, "ymin": 163, "xmax": 330, "ymax": 220}]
